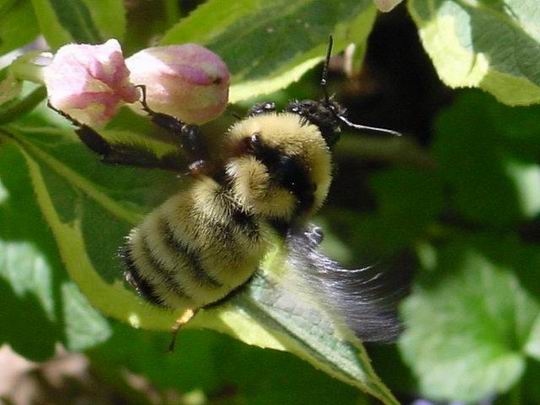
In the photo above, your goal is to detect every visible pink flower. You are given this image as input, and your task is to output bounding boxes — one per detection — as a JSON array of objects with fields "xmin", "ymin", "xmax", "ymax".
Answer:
[
  {"xmin": 126, "ymin": 44, "xmax": 230, "ymax": 124},
  {"xmin": 374, "ymin": 0, "xmax": 403, "ymax": 12},
  {"xmin": 44, "ymin": 39, "xmax": 139, "ymax": 127}
]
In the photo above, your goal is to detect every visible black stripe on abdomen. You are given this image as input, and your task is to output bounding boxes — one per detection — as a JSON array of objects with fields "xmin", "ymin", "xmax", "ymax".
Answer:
[
  {"xmin": 140, "ymin": 235, "xmax": 192, "ymax": 301},
  {"xmin": 120, "ymin": 245, "xmax": 167, "ymax": 307},
  {"xmin": 160, "ymin": 219, "xmax": 223, "ymax": 288}
]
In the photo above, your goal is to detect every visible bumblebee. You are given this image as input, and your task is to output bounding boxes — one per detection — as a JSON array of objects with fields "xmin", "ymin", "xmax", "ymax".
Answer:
[{"xmin": 49, "ymin": 37, "xmax": 403, "ymax": 345}]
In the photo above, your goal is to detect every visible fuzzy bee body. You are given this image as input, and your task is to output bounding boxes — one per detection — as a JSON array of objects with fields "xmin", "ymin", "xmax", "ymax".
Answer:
[
  {"xmin": 121, "ymin": 112, "xmax": 332, "ymax": 310},
  {"xmin": 49, "ymin": 38, "xmax": 404, "ymax": 343},
  {"xmin": 122, "ymin": 178, "xmax": 268, "ymax": 309}
]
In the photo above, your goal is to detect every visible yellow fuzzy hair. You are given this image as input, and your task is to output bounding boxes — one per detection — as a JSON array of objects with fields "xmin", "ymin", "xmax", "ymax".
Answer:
[
  {"xmin": 227, "ymin": 113, "xmax": 332, "ymax": 216},
  {"xmin": 126, "ymin": 177, "xmax": 269, "ymax": 308}
]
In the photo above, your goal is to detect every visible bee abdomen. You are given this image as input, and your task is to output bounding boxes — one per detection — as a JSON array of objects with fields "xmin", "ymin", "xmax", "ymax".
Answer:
[
  {"xmin": 159, "ymin": 218, "xmax": 223, "ymax": 289},
  {"xmin": 121, "ymin": 229, "xmax": 196, "ymax": 309},
  {"xmin": 120, "ymin": 245, "xmax": 169, "ymax": 307},
  {"xmin": 122, "ymin": 184, "xmax": 267, "ymax": 309}
]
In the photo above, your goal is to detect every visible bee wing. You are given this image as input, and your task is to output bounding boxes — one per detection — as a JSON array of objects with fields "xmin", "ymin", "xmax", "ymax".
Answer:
[{"xmin": 284, "ymin": 224, "xmax": 407, "ymax": 343}]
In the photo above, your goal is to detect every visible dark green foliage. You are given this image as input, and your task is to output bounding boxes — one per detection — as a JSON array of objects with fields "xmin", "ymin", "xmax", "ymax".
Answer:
[{"xmin": 1, "ymin": 0, "xmax": 540, "ymax": 403}]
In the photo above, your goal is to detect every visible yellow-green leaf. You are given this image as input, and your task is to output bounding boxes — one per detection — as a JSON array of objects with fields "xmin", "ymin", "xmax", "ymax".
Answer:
[
  {"xmin": 162, "ymin": 0, "xmax": 377, "ymax": 102},
  {"xmin": 408, "ymin": 0, "xmax": 540, "ymax": 105},
  {"xmin": 0, "ymin": 116, "xmax": 397, "ymax": 403}
]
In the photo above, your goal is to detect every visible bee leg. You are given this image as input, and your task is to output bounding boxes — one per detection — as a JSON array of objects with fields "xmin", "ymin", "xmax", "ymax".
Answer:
[
  {"xmin": 247, "ymin": 101, "xmax": 276, "ymax": 117},
  {"xmin": 167, "ymin": 308, "xmax": 199, "ymax": 352},
  {"xmin": 135, "ymin": 85, "xmax": 212, "ymax": 177},
  {"xmin": 48, "ymin": 101, "xmax": 187, "ymax": 171}
]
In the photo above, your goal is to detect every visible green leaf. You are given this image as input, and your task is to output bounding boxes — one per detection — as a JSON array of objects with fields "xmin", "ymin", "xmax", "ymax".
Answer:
[
  {"xmin": 0, "ymin": 140, "xmax": 111, "ymax": 361},
  {"xmin": 30, "ymin": 0, "xmax": 126, "ymax": 49},
  {"xmin": 62, "ymin": 282, "xmax": 111, "ymax": 351},
  {"xmin": 86, "ymin": 0, "xmax": 126, "ymax": 41},
  {"xmin": 433, "ymin": 91, "xmax": 540, "ymax": 226},
  {"xmin": 364, "ymin": 168, "xmax": 444, "ymax": 251},
  {"xmin": 521, "ymin": 359, "xmax": 540, "ymax": 404},
  {"xmin": 326, "ymin": 167, "xmax": 444, "ymax": 259},
  {"xmin": 161, "ymin": 0, "xmax": 378, "ymax": 102},
  {"xmin": 0, "ymin": 85, "xmax": 47, "ymax": 125},
  {"xmin": 91, "ymin": 326, "xmax": 363, "ymax": 404},
  {"xmin": 0, "ymin": 0, "xmax": 39, "ymax": 55},
  {"xmin": 90, "ymin": 326, "xmax": 225, "ymax": 395},
  {"xmin": 0, "ymin": 111, "xmax": 397, "ymax": 404},
  {"xmin": 0, "ymin": 71, "xmax": 23, "ymax": 107},
  {"xmin": 408, "ymin": 0, "xmax": 540, "ymax": 105},
  {"xmin": 526, "ymin": 319, "xmax": 540, "ymax": 360},
  {"xmin": 225, "ymin": 270, "xmax": 397, "ymax": 403},
  {"xmin": 399, "ymin": 237, "xmax": 540, "ymax": 402}
]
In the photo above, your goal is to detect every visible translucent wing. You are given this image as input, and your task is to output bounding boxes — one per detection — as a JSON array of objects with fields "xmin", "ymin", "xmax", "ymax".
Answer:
[
  {"xmin": 217, "ymin": 223, "xmax": 408, "ymax": 393},
  {"xmin": 285, "ymin": 224, "xmax": 407, "ymax": 343}
]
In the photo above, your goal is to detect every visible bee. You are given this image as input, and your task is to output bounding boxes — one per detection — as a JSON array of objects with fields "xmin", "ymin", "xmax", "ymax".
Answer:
[{"xmin": 49, "ymin": 36, "xmax": 404, "ymax": 348}]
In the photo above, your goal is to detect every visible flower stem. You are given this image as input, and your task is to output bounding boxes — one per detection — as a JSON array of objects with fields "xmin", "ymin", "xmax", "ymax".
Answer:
[{"xmin": 0, "ymin": 86, "xmax": 47, "ymax": 125}]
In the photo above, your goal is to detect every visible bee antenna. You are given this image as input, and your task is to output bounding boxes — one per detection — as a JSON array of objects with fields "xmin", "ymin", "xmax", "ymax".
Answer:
[
  {"xmin": 337, "ymin": 115, "xmax": 402, "ymax": 137},
  {"xmin": 321, "ymin": 35, "xmax": 333, "ymax": 105},
  {"xmin": 320, "ymin": 35, "xmax": 402, "ymax": 137}
]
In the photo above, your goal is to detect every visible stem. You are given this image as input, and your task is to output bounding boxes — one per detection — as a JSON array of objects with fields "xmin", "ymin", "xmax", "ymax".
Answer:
[
  {"xmin": 335, "ymin": 133, "xmax": 437, "ymax": 169},
  {"xmin": 0, "ymin": 86, "xmax": 47, "ymax": 125}
]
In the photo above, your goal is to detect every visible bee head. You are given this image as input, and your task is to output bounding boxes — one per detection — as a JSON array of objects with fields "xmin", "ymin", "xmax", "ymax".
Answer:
[
  {"xmin": 284, "ymin": 98, "xmax": 344, "ymax": 148},
  {"xmin": 223, "ymin": 36, "xmax": 399, "ymax": 225},
  {"xmin": 285, "ymin": 36, "xmax": 401, "ymax": 147}
]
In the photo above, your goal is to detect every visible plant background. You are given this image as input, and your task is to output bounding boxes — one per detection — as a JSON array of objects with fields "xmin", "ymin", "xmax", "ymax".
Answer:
[{"xmin": 1, "ymin": 0, "xmax": 540, "ymax": 404}]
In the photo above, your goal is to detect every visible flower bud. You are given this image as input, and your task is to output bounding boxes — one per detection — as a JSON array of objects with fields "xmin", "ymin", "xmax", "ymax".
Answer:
[
  {"xmin": 373, "ymin": 0, "xmax": 403, "ymax": 12},
  {"xmin": 44, "ymin": 39, "xmax": 139, "ymax": 127},
  {"xmin": 126, "ymin": 44, "xmax": 230, "ymax": 124}
]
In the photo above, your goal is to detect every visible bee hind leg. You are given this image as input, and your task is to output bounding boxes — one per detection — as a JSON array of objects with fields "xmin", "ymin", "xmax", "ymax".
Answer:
[{"xmin": 167, "ymin": 308, "xmax": 199, "ymax": 352}]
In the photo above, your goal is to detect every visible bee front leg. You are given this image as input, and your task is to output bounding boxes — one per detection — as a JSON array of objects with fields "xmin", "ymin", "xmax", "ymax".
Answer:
[
  {"xmin": 48, "ymin": 102, "xmax": 187, "ymax": 172},
  {"xmin": 136, "ymin": 85, "xmax": 212, "ymax": 177},
  {"xmin": 247, "ymin": 101, "xmax": 276, "ymax": 116}
]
